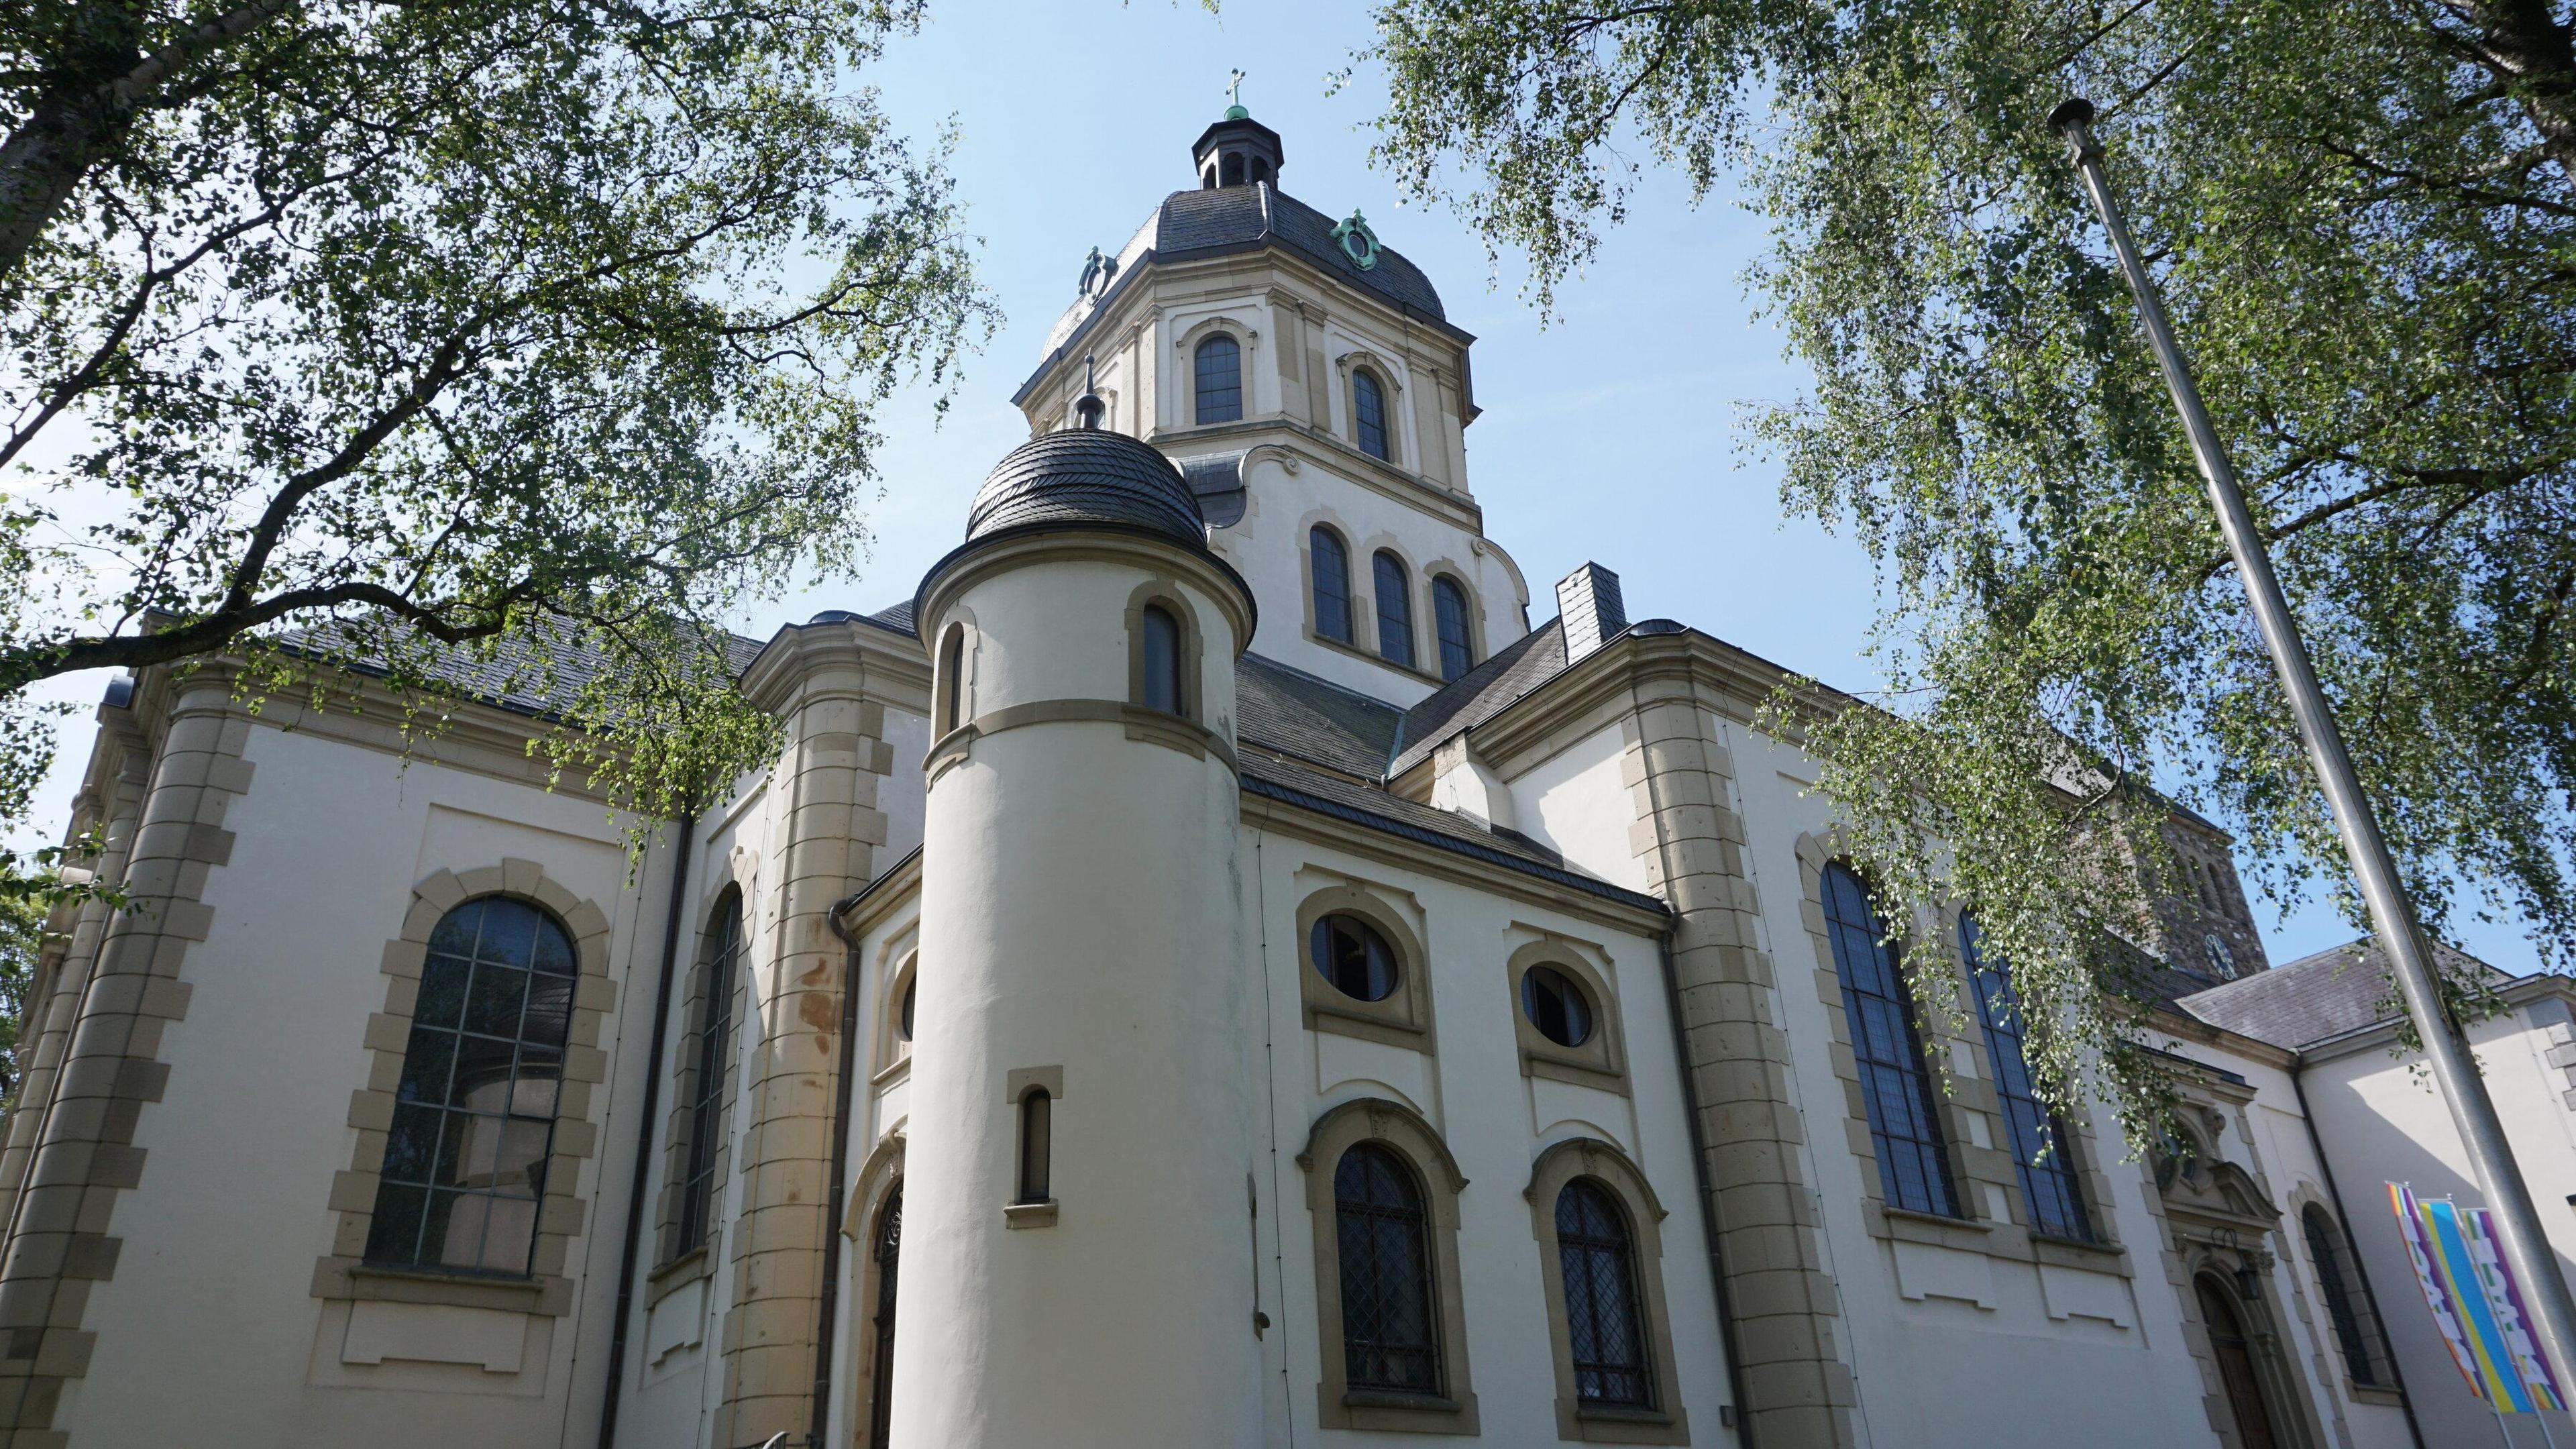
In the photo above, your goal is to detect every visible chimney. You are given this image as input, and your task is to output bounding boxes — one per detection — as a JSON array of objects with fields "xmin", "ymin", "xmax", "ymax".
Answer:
[{"xmin": 1555, "ymin": 562, "xmax": 1627, "ymax": 663}]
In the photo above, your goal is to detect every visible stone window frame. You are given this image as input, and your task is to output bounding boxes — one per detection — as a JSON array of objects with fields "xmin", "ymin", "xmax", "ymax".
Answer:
[
  {"xmin": 1526, "ymin": 1137, "xmax": 1691, "ymax": 1445},
  {"xmin": 1334, "ymin": 347, "xmax": 1407, "ymax": 468},
  {"xmin": 932, "ymin": 614, "xmax": 977, "ymax": 739},
  {"xmin": 1791, "ymin": 835, "xmax": 2134, "ymax": 1271},
  {"xmin": 2286, "ymin": 1185, "xmax": 2403, "ymax": 1405},
  {"xmin": 1506, "ymin": 932, "xmax": 1630, "ymax": 1094},
  {"xmin": 1302, "ymin": 513, "xmax": 1360, "ymax": 650},
  {"xmin": 1295, "ymin": 875, "xmax": 1438, "ymax": 1053},
  {"xmin": 873, "ymin": 938, "xmax": 918, "ymax": 1087},
  {"xmin": 1422, "ymin": 564, "xmax": 1484, "ymax": 681},
  {"xmin": 1124, "ymin": 576, "xmax": 1208, "ymax": 724},
  {"xmin": 1174, "ymin": 313, "xmax": 1258, "ymax": 427},
  {"xmin": 1298, "ymin": 1097, "xmax": 1481, "ymax": 1436},
  {"xmin": 314, "ymin": 859, "xmax": 615, "ymax": 1318},
  {"xmin": 650, "ymin": 865, "xmax": 755, "ymax": 1296},
  {"xmin": 839, "ymin": 1132, "xmax": 905, "ymax": 1447}
]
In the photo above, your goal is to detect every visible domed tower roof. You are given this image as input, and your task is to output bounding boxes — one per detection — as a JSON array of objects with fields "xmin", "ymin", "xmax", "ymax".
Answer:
[
  {"xmin": 916, "ymin": 421, "xmax": 1256, "ymax": 641},
  {"xmin": 964, "ymin": 427, "xmax": 1205, "ymax": 548}
]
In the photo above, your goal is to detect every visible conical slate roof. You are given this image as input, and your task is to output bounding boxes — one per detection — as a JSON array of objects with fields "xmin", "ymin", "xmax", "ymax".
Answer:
[{"xmin": 963, "ymin": 427, "xmax": 1205, "ymax": 549}]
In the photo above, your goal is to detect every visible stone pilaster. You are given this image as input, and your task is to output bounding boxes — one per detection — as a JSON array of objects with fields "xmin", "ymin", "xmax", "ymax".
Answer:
[
  {"xmin": 0, "ymin": 674, "xmax": 248, "ymax": 1447},
  {"xmin": 1621, "ymin": 679, "xmax": 1856, "ymax": 1449},
  {"xmin": 719, "ymin": 643, "xmax": 894, "ymax": 1448}
]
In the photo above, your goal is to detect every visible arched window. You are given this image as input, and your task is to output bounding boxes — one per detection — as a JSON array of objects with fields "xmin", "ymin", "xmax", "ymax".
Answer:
[
  {"xmin": 1556, "ymin": 1180, "xmax": 1653, "ymax": 1409},
  {"xmin": 1961, "ymin": 914, "xmax": 2089, "ymax": 1241},
  {"xmin": 676, "ymin": 890, "xmax": 744, "ymax": 1256},
  {"xmin": 1193, "ymin": 334, "xmax": 1242, "ymax": 425},
  {"xmin": 1352, "ymin": 368, "xmax": 1390, "ymax": 460},
  {"xmin": 1820, "ymin": 863, "xmax": 1958, "ymax": 1217},
  {"xmin": 1373, "ymin": 551, "xmax": 1415, "ymax": 667},
  {"xmin": 1311, "ymin": 526, "xmax": 1353, "ymax": 643},
  {"xmin": 368, "ymin": 895, "xmax": 577, "ymax": 1275},
  {"xmin": 1432, "ymin": 576, "xmax": 1474, "ymax": 682},
  {"xmin": 868, "ymin": 1185, "xmax": 902, "ymax": 1449},
  {"xmin": 1015, "ymin": 1088, "xmax": 1053, "ymax": 1205},
  {"xmin": 1222, "ymin": 152, "xmax": 1245, "ymax": 186},
  {"xmin": 937, "ymin": 624, "xmax": 965, "ymax": 735},
  {"xmin": 1335, "ymin": 1142, "xmax": 1440, "ymax": 1394},
  {"xmin": 2303, "ymin": 1204, "xmax": 2385, "ymax": 1387},
  {"xmin": 1141, "ymin": 603, "xmax": 1184, "ymax": 716}
]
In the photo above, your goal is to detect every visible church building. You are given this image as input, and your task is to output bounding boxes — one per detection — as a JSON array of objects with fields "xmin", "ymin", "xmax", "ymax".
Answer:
[{"xmin": 5, "ymin": 107, "xmax": 2573, "ymax": 1449}]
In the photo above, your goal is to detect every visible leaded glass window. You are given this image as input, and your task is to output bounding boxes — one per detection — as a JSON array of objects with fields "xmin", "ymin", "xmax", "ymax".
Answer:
[
  {"xmin": 1821, "ymin": 863, "xmax": 1959, "ymax": 1217},
  {"xmin": 1432, "ymin": 576, "xmax": 1473, "ymax": 682},
  {"xmin": 1353, "ymin": 369, "xmax": 1389, "ymax": 460},
  {"xmin": 677, "ymin": 892, "xmax": 743, "ymax": 1256},
  {"xmin": 1336, "ymin": 1143, "xmax": 1439, "ymax": 1395},
  {"xmin": 369, "ymin": 896, "xmax": 575, "ymax": 1276},
  {"xmin": 1311, "ymin": 527, "xmax": 1353, "ymax": 643},
  {"xmin": 1557, "ymin": 1179, "xmax": 1652, "ymax": 1409},
  {"xmin": 1195, "ymin": 334, "xmax": 1242, "ymax": 424},
  {"xmin": 1373, "ymin": 551, "xmax": 1415, "ymax": 667},
  {"xmin": 1962, "ymin": 914, "xmax": 2089, "ymax": 1240},
  {"xmin": 2304, "ymin": 1205, "xmax": 2382, "ymax": 1386}
]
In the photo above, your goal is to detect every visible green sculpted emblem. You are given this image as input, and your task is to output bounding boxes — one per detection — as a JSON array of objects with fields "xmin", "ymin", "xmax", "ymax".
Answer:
[{"xmin": 1332, "ymin": 210, "xmax": 1381, "ymax": 272}]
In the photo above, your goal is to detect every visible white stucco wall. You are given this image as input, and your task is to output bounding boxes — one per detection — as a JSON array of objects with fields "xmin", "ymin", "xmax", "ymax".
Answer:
[
  {"xmin": 2301, "ymin": 994, "xmax": 2576, "ymax": 1447},
  {"xmin": 60, "ymin": 722, "xmax": 677, "ymax": 1447}
]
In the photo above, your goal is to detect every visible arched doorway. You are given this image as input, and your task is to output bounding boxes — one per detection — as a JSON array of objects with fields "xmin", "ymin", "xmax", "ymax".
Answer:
[
  {"xmin": 2198, "ymin": 1275, "xmax": 2282, "ymax": 1449},
  {"xmin": 867, "ymin": 1185, "xmax": 902, "ymax": 1449}
]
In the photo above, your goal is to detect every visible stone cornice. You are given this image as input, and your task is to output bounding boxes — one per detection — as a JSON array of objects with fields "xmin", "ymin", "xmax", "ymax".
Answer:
[{"xmin": 737, "ymin": 615, "xmax": 932, "ymax": 718}]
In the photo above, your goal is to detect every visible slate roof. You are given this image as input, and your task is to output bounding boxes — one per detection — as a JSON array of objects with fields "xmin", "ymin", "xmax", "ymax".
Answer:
[
  {"xmin": 1025, "ymin": 182, "xmax": 1458, "ymax": 399},
  {"xmin": 2174, "ymin": 938, "xmax": 2509, "ymax": 1051},
  {"xmin": 1388, "ymin": 619, "xmax": 1570, "ymax": 777},
  {"xmin": 1236, "ymin": 653, "xmax": 1403, "ymax": 779},
  {"xmin": 1239, "ymin": 751, "xmax": 1664, "ymax": 915},
  {"xmin": 964, "ymin": 428, "xmax": 1205, "ymax": 549},
  {"xmin": 281, "ymin": 614, "xmax": 765, "ymax": 722}
]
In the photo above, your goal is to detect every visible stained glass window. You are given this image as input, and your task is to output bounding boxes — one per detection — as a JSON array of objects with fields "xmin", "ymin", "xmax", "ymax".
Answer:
[
  {"xmin": 1962, "ymin": 914, "xmax": 2089, "ymax": 1240},
  {"xmin": 1821, "ymin": 863, "xmax": 1959, "ymax": 1217},
  {"xmin": 1336, "ymin": 1143, "xmax": 1438, "ymax": 1394},
  {"xmin": 1557, "ymin": 1180, "xmax": 1652, "ymax": 1408}
]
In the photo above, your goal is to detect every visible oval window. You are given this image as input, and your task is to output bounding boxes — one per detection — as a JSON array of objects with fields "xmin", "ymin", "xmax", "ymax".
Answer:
[
  {"xmin": 1309, "ymin": 914, "xmax": 1399, "ymax": 1002},
  {"xmin": 1521, "ymin": 965, "xmax": 1593, "ymax": 1047}
]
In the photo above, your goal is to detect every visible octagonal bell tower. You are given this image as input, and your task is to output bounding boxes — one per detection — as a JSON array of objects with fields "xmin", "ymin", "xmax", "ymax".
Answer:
[{"xmin": 894, "ymin": 390, "xmax": 1263, "ymax": 1448}]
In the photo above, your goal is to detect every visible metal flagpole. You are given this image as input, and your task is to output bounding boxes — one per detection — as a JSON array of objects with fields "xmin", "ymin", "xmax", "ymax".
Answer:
[{"xmin": 2045, "ymin": 95, "xmax": 2576, "ymax": 1401}]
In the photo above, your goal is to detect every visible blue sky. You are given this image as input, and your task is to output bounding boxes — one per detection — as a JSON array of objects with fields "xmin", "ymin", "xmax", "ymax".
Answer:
[{"xmin": 11, "ymin": 0, "xmax": 2547, "ymax": 975}]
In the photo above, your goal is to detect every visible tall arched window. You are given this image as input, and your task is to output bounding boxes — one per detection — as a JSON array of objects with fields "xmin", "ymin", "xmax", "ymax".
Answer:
[
  {"xmin": 1556, "ymin": 1180, "xmax": 1653, "ymax": 1409},
  {"xmin": 1140, "ymin": 603, "xmax": 1184, "ymax": 716},
  {"xmin": 1352, "ymin": 368, "xmax": 1390, "ymax": 460},
  {"xmin": 368, "ymin": 895, "xmax": 577, "ymax": 1275},
  {"xmin": 1373, "ymin": 551, "xmax": 1415, "ymax": 667},
  {"xmin": 937, "ymin": 624, "xmax": 965, "ymax": 735},
  {"xmin": 1961, "ymin": 914, "xmax": 2089, "ymax": 1240},
  {"xmin": 676, "ymin": 891, "xmax": 743, "ymax": 1256},
  {"xmin": 1432, "ymin": 576, "xmax": 1474, "ymax": 682},
  {"xmin": 2303, "ymin": 1204, "xmax": 2385, "ymax": 1387},
  {"xmin": 1820, "ymin": 862, "xmax": 1958, "ymax": 1217},
  {"xmin": 868, "ymin": 1185, "xmax": 902, "ymax": 1449},
  {"xmin": 1194, "ymin": 334, "xmax": 1242, "ymax": 425},
  {"xmin": 1311, "ymin": 526, "xmax": 1353, "ymax": 643},
  {"xmin": 1336, "ymin": 1142, "xmax": 1440, "ymax": 1394}
]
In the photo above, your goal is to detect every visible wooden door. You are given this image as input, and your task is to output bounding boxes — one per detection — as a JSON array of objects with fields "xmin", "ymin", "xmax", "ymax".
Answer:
[{"xmin": 2198, "ymin": 1275, "xmax": 2281, "ymax": 1449}]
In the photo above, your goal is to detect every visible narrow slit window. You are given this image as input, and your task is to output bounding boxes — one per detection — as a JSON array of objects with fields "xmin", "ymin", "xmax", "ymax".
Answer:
[
  {"xmin": 1194, "ymin": 335, "xmax": 1242, "ymax": 425},
  {"xmin": 1373, "ymin": 551, "xmax": 1415, "ymax": 667},
  {"xmin": 1141, "ymin": 603, "xmax": 1184, "ymax": 716},
  {"xmin": 1311, "ymin": 527, "xmax": 1352, "ymax": 644},
  {"xmin": 938, "ymin": 625, "xmax": 965, "ymax": 734},
  {"xmin": 1016, "ymin": 1089, "xmax": 1053, "ymax": 1204},
  {"xmin": 1432, "ymin": 577, "xmax": 1474, "ymax": 682}
]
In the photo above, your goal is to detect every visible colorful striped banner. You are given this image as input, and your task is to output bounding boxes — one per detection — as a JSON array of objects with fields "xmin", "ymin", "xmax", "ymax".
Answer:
[{"xmin": 2391, "ymin": 1183, "xmax": 2568, "ymax": 1413}]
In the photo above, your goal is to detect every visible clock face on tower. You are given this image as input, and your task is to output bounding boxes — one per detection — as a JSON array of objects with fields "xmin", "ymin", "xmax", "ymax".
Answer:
[{"xmin": 2204, "ymin": 932, "xmax": 2238, "ymax": 980}]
